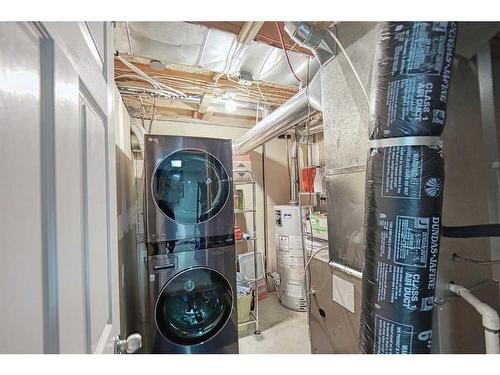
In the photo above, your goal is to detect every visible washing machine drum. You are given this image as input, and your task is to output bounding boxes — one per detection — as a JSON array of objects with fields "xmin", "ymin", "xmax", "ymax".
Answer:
[
  {"xmin": 152, "ymin": 149, "xmax": 230, "ymax": 224},
  {"xmin": 155, "ymin": 267, "xmax": 233, "ymax": 346}
]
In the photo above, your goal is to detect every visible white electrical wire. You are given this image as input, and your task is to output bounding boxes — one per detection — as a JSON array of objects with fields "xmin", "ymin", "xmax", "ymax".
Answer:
[
  {"xmin": 305, "ymin": 246, "xmax": 329, "ymax": 271},
  {"xmin": 256, "ymin": 42, "xmax": 298, "ymax": 80},
  {"xmin": 117, "ymin": 55, "xmax": 187, "ymax": 98},
  {"xmin": 326, "ymin": 28, "xmax": 370, "ymax": 107}
]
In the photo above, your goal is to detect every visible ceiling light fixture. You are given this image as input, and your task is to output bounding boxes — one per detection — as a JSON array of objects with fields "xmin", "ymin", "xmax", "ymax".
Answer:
[{"xmin": 225, "ymin": 99, "xmax": 237, "ymax": 112}]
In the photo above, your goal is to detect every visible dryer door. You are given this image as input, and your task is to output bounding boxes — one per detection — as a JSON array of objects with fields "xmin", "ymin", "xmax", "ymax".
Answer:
[
  {"xmin": 155, "ymin": 267, "xmax": 233, "ymax": 346},
  {"xmin": 152, "ymin": 149, "xmax": 231, "ymax": 224}
]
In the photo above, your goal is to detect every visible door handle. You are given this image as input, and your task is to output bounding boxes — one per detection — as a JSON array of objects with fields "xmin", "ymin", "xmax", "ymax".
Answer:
[
  {"xmin": 153, "ymin": 263, "xmax": 175, "ymax": 271},
  {"xmin": 114, "ymin": 333, "xmax": 142, "ymax": 354}
]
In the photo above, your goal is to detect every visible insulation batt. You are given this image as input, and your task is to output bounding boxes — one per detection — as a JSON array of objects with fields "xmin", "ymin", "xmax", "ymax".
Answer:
[{"xmin": 360, "ymin": 22, "xmax": 457, "ymax": 354}]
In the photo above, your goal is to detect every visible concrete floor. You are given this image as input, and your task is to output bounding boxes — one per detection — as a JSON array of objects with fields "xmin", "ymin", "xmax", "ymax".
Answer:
[{"xmin": 238, "ymin": 293, "xmax": 311, "ymax": 354}]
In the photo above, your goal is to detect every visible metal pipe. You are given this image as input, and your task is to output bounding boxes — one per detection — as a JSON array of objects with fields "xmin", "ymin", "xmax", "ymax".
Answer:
[
  {"xmin": 449, "ymin": 283, "xmax": 500, "ymax": 354},
  {"xmin": 284, "ymin": 22, "xmax": 337, "ymax": 66},
  {"xmin": 260, "ymin": 106, "xmax": 271, "ymax": 276},
  {"xmin": 290, "ymin": 131, "xmax": 300, "ymax": 204}
]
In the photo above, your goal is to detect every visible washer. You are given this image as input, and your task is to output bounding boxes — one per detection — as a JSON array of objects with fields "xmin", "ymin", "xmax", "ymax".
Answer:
[
  {"xmin": 147, "ymin": 247, "xmax": 238, "ymax": 353},
  {"xmin": 143, "ymin": 135, "xmax": 238, "ymax": 354}
]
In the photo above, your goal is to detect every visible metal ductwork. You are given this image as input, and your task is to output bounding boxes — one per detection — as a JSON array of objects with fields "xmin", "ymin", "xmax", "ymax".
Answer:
[
  {"xmin": 233, "ymin": 22, "xmax": 334, "ymax": 156},
  {"xmin": 284, "ymin": 22, "xmax": 337, "ymax": 66},
  {"xmin": 234, "ymin": 71, "xmax": 322, "ymax": 155}
]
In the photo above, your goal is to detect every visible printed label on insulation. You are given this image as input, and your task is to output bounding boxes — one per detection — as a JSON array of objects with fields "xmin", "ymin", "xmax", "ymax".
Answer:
[
  {"xmin": 375, "ymin": 262, "xmax": 422, "ymax": 312},
  {"xmin": 374, "ymin": 315, "xmax": 414, "ymax": 354},
  {"xmin": 382, "ymin": 147, "xmax": 423, "ymax": 199},
  {"xmin": 379, "ymin": 214, "xmax": 430, "ymax": 268},
  {"xmin": 394, "ymin": 215, "xmax": 429, "ymax": 268},
  {"xmin": 391, "ymin": 22, "xmax": 449, "ymax": 77}
]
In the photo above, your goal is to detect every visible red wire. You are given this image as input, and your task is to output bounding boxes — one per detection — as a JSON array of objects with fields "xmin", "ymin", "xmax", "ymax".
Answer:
[{"xmin": 275, "ymin": 21, "xmax": 303, "ymax": 83}]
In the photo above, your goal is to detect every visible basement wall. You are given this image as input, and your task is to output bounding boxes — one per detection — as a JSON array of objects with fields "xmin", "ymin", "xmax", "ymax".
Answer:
[{"xmin": 114, "ymin": 86, "xmax": 141, "ymax": 338}]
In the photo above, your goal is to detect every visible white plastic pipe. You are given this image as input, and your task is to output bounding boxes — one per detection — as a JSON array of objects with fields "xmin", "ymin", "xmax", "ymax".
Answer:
[{"xmin": 449, "ymin": 283, "xmax": 500, "ymax": 354}]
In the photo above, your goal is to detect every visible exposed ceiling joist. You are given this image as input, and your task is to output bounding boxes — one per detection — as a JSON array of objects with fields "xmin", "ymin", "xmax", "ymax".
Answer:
[
  {"xmin": 238, "ymin": 21, "xmax": 264, "ymax": 44},
  {"xmin": 191, "ymin": 21, "xmax": 333, "ymax": 55},
  {"xmin": 197, "ymin": 94, "xmax": 212, "ymax": 114}
]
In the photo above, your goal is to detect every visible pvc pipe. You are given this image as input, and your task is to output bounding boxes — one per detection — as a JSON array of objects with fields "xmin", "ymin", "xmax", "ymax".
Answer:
[{"xmin": 449, "ymin": 283, "xmax": 500, "ymax": 354}]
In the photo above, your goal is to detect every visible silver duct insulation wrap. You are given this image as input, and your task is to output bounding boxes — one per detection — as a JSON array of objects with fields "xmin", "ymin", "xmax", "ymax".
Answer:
[
  {"xmin": 360, "ymin": 22, "xmax": 457, "ymax": 354},
  {"xmin": 234, "ymin": 73, "xmax": 322, "ymax": 155}
]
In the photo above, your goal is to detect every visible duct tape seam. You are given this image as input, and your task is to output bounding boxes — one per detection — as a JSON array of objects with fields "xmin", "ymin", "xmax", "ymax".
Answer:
[{"xmin": 369, "ymin": 136, "xmax": 442, "ymax": 149}]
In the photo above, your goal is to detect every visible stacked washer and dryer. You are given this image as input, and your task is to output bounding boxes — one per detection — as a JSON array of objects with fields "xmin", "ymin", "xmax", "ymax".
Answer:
[{"xmin": 143, "ymin": 135, "xmax": 238, "ymax": 354}]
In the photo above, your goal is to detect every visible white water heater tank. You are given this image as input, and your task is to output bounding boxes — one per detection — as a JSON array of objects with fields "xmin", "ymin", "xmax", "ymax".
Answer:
[{"xmin": 274, "ymin": 205, "xmax": 310, "ymax": 312}]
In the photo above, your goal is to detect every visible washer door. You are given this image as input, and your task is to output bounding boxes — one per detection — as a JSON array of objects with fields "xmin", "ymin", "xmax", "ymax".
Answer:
[
  {"xmin": 152, "ymin": 149, "xmax": 230, "ymax": 224},
  {"xmin": 155, "ymin": 267, "xmax": 233, "ymax": 346}
]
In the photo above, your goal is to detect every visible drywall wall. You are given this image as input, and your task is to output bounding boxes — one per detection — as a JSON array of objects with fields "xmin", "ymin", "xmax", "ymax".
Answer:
[
  {"xmin": 114, "ymin": 85, "xmax": 141, "ymax": 338},
  {"xmin": 133, "ymin": 118, "xmax": 291, "ymax": 280}
]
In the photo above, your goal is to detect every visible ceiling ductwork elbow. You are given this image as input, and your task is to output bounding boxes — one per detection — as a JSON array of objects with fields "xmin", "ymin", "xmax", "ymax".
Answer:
[
  {"xmin": 233, "ymin": 22, "xmax": 333, "ymax": 155},
  {"xmin": 284, "ymin": 22, "xmax": 337, "ymax": 66}
]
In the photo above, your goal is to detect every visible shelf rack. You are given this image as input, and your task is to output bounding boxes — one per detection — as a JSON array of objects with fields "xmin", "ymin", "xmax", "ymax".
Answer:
[{"xmin": 233, "ymin": 167, "xmax": 260, "ymax": 335}]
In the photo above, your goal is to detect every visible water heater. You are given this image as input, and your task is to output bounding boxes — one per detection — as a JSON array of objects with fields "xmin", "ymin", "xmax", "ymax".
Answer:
[{"xmin": 274, "ymin": 205, "xmax": 310, "ymax": 311}]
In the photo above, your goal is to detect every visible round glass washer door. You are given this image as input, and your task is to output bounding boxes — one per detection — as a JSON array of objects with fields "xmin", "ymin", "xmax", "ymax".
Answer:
[
  {"xmin": 152, "ymin": 149, "xmax": 230, "ymax": 224},
  {"xmin": 155, "ymin": 267, "xmax": 233, "ymax": 346}
]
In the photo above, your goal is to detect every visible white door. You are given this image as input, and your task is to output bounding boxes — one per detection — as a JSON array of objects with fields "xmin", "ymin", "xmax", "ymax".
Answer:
[{"xmin": 0, "ymin": 21, "xmax": 120, "ymax": 353}]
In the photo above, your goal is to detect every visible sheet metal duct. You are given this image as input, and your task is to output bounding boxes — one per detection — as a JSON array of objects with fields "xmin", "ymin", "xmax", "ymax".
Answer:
[
  {"xmin": 233, "ymin": 22, "xmax": 333, "ymax": 155},
  {"xmin": 285, "ymin": 22, "xmax": 337, "ymax": 66},
  {"xmin": 234, "ymin": 74, "xmax": 321, "ymax": 155}
]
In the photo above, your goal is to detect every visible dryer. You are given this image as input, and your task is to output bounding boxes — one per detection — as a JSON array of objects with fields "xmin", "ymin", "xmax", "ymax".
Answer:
[
  {"xmin": 144, "ymin": 135, "xmax": 234, "ymax": 251},
  {"xmin": 143, "ymin": 135, "xmax": 238, "ymax": 354}
]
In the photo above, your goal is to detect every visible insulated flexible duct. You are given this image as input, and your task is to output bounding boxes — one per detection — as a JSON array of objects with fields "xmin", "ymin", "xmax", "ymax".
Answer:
[{"xmin": 360, "ymin": 22, "xmax": 458, "ymax": 354}]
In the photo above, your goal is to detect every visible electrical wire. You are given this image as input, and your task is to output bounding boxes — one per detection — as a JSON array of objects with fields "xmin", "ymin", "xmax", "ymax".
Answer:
[
  {"xmin": 138, "ymin": 94, "xmax": 146, "ymax": 129},
  {"xmin": 256, "ymin": 42, "xmax": 298, "ymax": 81},
  {"xmin": 275, "ymin": 21, "xmax": 303, "ymax": 83},
  {"xmin": 117, "ymin": 55, "xmax": 187, "ymax": 98},
  {"xmin": 255, "ymin": 81, "xmax": 270, "ymax": 107},
  {"xmin": 305, "ymin": 246, "xmax": 329, "ymax": 271},
  {"xmin": 116, "ymin": 66, "xmax": 292, "ymax": 106},
  {"xmin": 453, "ymin": 253, "xmax": 500, "ymax": 265},
  {"xmin": 148, "ymin": 95, "xmax": 156, "ymax": 132}
]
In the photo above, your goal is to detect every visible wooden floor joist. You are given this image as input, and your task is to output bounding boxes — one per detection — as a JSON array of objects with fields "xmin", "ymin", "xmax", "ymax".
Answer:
[{"xmin": 114, "ymin": 56, "xmax": 299, "ymax": 126}]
